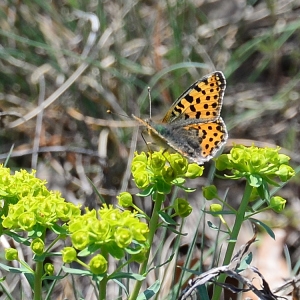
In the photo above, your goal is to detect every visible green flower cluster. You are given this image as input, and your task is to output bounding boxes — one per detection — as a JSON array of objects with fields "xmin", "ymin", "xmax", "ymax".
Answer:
[
  {"xmin": 0, "ymin": 166, "xmax": 47, "ymax": 205},
  {"xmin": 131, "ymin": 150, "xmax": 203, "ymax": 194},
  {"xmin": 68, "ymin": 204, "xmax": 149, "ymax": 259},
  {"xmin": 0, "ymin": 165, "xmax": 81, "ymax": 231},
  {"xmin": 215, "ymin": 145, "xmax": 295, "ymax": 212},
  {"xmin": 216, "ymin": 145, "xmax": 295, "ymax": 185}
]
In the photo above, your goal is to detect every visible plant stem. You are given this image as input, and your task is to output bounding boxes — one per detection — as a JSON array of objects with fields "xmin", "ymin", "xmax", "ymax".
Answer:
[
  {"xmin": 128, "ymin": 192, "xmax": 165, "ymax": 300},
  {"xmin": 212, "ymin": 181, "xmax": 253, "ymax": 300},
  {"xmin": 99, "ymin": 248, "xmax": 108, "ymax": 300},
  {"xmin": 33, "ymin": 231, "xmax": 46, "ymax": 300},
  {"xmin": 33, "ymin": 259, "xmax": 43, "ymax": 300}
]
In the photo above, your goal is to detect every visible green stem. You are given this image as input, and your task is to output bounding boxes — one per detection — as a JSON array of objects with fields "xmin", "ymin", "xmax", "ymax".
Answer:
[
  {"xmin": 44, "ymin": 235, "xmax": 61, "ymax": 253},
  {"xmin": 33, "ymin": 260, "xmax": 43, "ymax": 300},
  {"xmin": 99, "ymin": 276, "xmax": 108, "ymax": 300},
  {"xmin": 212, "ymin": 181, "xmax": 253, "ymax": 300},
  {"xmin": 128, "ymin": 192, "xmax": 165, "ymax": 300},
  {"xmin": 99, "ymin": 248, "xmax": 108, "ymax": 300},
  {"xmin": 33, "ymin": 232, "xmax": 46, "ymax": 300}
]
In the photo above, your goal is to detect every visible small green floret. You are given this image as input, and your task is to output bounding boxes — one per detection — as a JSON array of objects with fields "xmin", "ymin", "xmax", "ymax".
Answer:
[
  {"xmin": 61, "ymin": 247, "xmax": 77, "ymax": 263},
  {"xmin": 210, "ymin": 204, "xmax": 222, "ymax": 213},
  {"xmin": 270, "ymin": 196, "xmax": 286, "ymax": 213},
  {"xmin": 174, "ymin": 198, "xmax": 192, "ymax": 218},
  {"xmin": 165, "ymin": 152, "xmax": 189, "ymax": 176},
  {"xmin": 71, "ymin": 230, "xmax": 90, "ymax": 250},
  {"xmin": 185, "ymin": 163, "xmax": 204, "ymax": 178},
  {"xmin": 18, "ymin": 212, "xmax": 36, "ymax": 231},
  {"xmin": 150, "ymin": 151, "xmax": 166, "ymax": 173},
  {"xmin": 131, "ymin": 152, "xmax": 148, "ymax": 178},
  {"xmin": 275, "ymin": 164, "xmax": 295, "ymax": 182},
  {"xmin": 89, "ymin": 254, "xmax": 107, "ymax": 275},
  {"xmin": 114, "ymin": 227, "xmax": 132, "ymax": 248},
  {"xmin": 44, "ymin": 263, "xmax": 55, "ymax": 275},
  {"xmin": 202, "ymin": 185, "xmax": 218, "ymax": 200},
  {"xmin": 117, "ymin": 192, "xmax": 133, "ymax": 207},
  {"xmin": 161, "ymin": 165, "xmax": 177, "ymax": 183},
  {"xmin": 134, "ymin": 171, "xmax": 150, "ymax": 189},
  {"xmin": 31, "ymin": 238, "xmax": 44, "ymax": 255},
  {"xmin": 132, "ymin": 247, "xmax": 149, "ymax": 263},
  {"xmin": 5, "ymin": 248, "xmax": 18, "ymax": 261}
]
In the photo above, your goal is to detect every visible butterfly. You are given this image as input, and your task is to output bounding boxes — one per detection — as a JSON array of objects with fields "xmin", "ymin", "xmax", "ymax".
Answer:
[{"xmin": 132, "ymin": 71, "xmax": 228, "ymax": 165}]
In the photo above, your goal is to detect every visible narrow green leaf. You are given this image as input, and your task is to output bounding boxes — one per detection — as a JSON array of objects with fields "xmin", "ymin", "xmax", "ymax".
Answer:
[
  {"xmin": 249, "ymin": 218, "xmax": 275, "ymax": 239},
  {"xmin": 136, "ymin": 185, "xmax": 154, "ymax": 197},
  {"xmin": 108, "ymin": 272, "xmax": 145, "ymax": 281},
  {"xmin": 62, "ymin": 266, "xmax": 92, "ymax": 276},
  {"xmin": 158, "ymin": 211, "xmax": 177, "ymax": 225},
  {"xmin": 137, "ymin": 280, "xmax": 161, "ymax": 299}
]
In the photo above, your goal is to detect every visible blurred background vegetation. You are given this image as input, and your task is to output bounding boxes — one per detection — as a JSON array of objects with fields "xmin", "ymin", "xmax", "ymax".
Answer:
[{"xmin": 1, "ymin": 0, "xmax": 300, "ymax": 299}]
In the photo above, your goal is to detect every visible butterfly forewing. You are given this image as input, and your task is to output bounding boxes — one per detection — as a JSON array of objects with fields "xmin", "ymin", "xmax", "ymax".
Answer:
[{"xmin": 162, "ymin": 71, "xmax": 226, "ymax": 124}]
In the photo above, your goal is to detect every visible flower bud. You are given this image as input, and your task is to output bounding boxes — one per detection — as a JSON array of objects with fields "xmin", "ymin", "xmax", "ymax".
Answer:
[
  {"xmin": 89, "ymin": 254, "xmax": 107, "ymax": 275},
  {"xmin": 131, "ymin": 152, "xmax": 147, "ymax": 174},
  {"xmin": 174, "ymin": 198, "xmax": 192, "ymax": 218},
  {"xmin": 132, "ymin": 152, "xmax": 148, "ymax": 164},
  {"xmin": 202, "ymin": 185, "xmax": 218, "ymax": 200},
  {"xmin": 61, "ymin": 247, "xmax": 77, "ymax": 263},
  {"xmin": 210, "ymin": 204, "xmax": 222, "ymax": 213},
  {"xmin": 132, "ymin": 247, "xmax": 149, "ymax": 263},
  {"xmin": 275, "ymin": 165, "xmax": 295, "ymax": 182},
  {"xmin": 131, "ymin": 222, "xmax": 149, "ymax": 242},
  {"xmin": 270, "ymin": 196, "xmax": 286, "ymax": 213},
  {"xmin": 215, "ymin": 154, "xmax": 231, "ymax": 171},
  {"xmin": 117, "ymin": 192, "xmax": 133, "ymax": 207},
  {"xmin": 5, "ymin": 248, "xmax": 18, "ymax": 261},
  {"xmin": 278, "ymin": 153, "xmax": 290, "ymax": 164},
  {"xmin": 31, "ymin": 238, "xmax": 44, "ymax": 255},
  {"xmin": 44, "ymin": 263, "xmax": 55, "ymax": 275}
]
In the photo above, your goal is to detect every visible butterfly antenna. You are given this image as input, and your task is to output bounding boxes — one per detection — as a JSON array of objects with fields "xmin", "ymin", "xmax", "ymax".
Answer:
[
  {"xmin": 107, "ymin": 110, "xmax": 130, "ymax": 119},
  {"xmin": 148, "ymin": 87, "xmax": 152, "ymax": 119}
]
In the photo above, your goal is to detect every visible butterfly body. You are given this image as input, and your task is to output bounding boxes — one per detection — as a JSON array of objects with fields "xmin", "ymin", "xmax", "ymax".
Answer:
[{"xmin": 133, "ymin": 71, "xmax": 228, "ymax": 165}]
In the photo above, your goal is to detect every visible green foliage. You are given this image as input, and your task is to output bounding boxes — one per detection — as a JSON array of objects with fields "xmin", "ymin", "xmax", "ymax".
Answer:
[
  {"xmin": 0, "ymin": 154, "xmax": 203, "ymax": 299},
  {"xmin": 0, "ymin": 145, "xmax": 296, "ymax": 299},
  {"xmin": 0, "ymin": 165, "xmax": 150, "ymax": 299}
]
